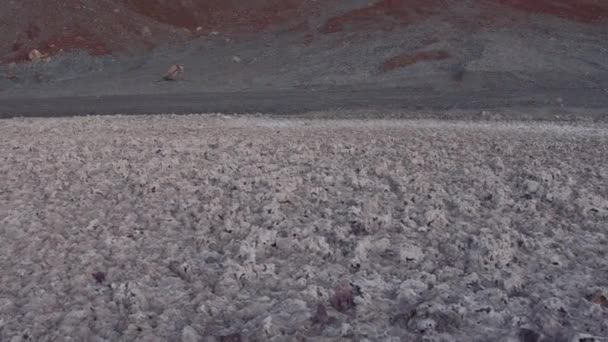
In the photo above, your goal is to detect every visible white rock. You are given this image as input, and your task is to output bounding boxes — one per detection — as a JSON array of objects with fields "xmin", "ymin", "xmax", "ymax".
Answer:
[
  {"xmin": 141, "ymin": 26, "xmax": 151, "ymax": 37},
  {"xmin": 524, "ymin": 180, "xmax": 540, "ymax": 194},
  {"xmin": 340, "ymin": 323, "xmax": 353, "ymax": 336},
  {"xmin": 416, "ymin": 318, "xmax": 437, "ymax": 332},
  {"xmin": 262, "ymin": 316, "xmax": 279, "ymax": 337},
  {"xmin": 28, "ymin": 49, "xmax": 47, "ymax": 62},
  {"xmin": 397, "ymin": 278, "xmax": 427, "ymax": 301},
  {"xmin": 181, "ymin": 326, "xmax": 201, "ymax": 342},
  {"xmin": 399, "ymin": 243, "xmax": 423, "ymax": 263}
]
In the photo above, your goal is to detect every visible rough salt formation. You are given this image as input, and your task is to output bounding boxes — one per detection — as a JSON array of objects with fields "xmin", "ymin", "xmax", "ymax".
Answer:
[{"xmin": 0, "ymin": 116, "xmax": 607, "ymax": 341}]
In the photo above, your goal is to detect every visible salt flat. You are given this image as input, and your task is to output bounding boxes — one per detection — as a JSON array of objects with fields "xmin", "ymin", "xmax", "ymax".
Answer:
[{"xmin": 1, "ymin": 115, "xmax": 607, "ymax": 341}]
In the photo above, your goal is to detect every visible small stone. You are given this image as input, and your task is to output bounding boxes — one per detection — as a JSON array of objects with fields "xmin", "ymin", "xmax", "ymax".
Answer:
[
  {"xmin": 232, "ymin": 56, "xmax": 242, "ymax": 63},
  {"xmin": 168, "ymin": 260, "xmax": 193, "ymax": 281},
  {"xmin": 330, "ymin": 281, "xmax": 355, "ymax": 313},
  {"xmin": 518, "ymin": 328, "xmax": 541, "ymax": 342},
  {"xmin": 92, "ymin": 271, "xmax": 106, "ymax": 284},
  {"xmin": 340, "ymin": 323, "xmax": 353, "ymax": 336},
  {"xmin": 162, "ymin": 64, "xmax": 184, "ymax": 81},
  {"xmin": 399, "ymin": 244, "xmax": 423, "ymax": 263},
  {"xmin": 181, "ymin": 326, "xmax": 201, "ymax": 342},
  {"xmin": 416, "ymin": 318, "xmax": 436, "ymax": 332},
  {"xmin": 524, "ymin": 180, "xmax": 540, "ymax": 194},
  {"xmin": 589, "ymin": 291, "xmax": 608, "ymax": 308},
  {"xmin": 218, "ymin": 333, "xmax": 242, "ymax": 342},
  {"xmin": 311, "ymin": 303, "xmax": 328, "ymax": 324},
  {"xmin": 28, "ymin": 49, "xmax": 48, "ymax": 62},
  {"xmin": 262, "ymin": 316, "xmax": 279, "ymax": 336},
  {"xmin": 571, "ymin": 333, "xmax": 599, "ymax": 342},
  {"xmin": 141, "ymin": 26, "xmax": 152, "ymax": 37}
]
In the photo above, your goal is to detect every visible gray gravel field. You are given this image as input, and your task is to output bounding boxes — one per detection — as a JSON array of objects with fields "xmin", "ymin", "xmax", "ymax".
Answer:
[{"xmin": 1, "ymin": 116, "xmax": 607, "ymax": 341}]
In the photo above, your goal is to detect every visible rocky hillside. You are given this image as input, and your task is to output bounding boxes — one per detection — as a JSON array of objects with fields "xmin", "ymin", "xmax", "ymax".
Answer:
[{"xmin": 2, "ymin": 0, "xmax": 607, "ymax": 63}]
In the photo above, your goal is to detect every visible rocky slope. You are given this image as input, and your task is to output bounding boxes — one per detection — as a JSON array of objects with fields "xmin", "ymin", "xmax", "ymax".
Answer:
[
  {"xmin": 1, "ymin": 1, "xmax": 607, "ymax": 107},
  {"xmin": 2, "ymin": 0, "xmax": 607, "ymax": 63}
]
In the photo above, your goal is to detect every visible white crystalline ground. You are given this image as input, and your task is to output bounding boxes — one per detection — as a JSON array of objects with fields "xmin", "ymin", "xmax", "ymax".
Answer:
[{"xmin": 1, "ymin": 115, "xmax": 607, "ymax": 342}]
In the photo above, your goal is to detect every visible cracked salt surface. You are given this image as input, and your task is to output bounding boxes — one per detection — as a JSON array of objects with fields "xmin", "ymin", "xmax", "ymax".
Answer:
[{"xmin": 1, "ymin": 115, "xmax": 607, "ymax": 341}]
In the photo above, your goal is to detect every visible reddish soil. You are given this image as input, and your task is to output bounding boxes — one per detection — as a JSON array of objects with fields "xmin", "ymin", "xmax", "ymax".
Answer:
[
  {"xmin": 320, "ymin": 0, "xmax": 448, "ymax": 34},
  {"xmin": 122, "ymin": 0, "xmax": 310, "ymax": 32},
  {"xmin": 1, "ymin": 0, "xmax": 162, "ymax": 64},
  {"xmin": 1, "ymin": 0, "xmax": 607, "ymax": 64},
  {"xmin": 8, "ymin": 30, "xmax": 113, "ymax": 64},
  {"xmin": 380, "ymin": 50, "xmax": 451, "ymax": 72}
]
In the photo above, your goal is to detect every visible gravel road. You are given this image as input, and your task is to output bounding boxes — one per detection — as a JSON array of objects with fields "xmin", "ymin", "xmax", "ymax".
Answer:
[{"xmin": 1, "ymin": 116, "xmax": 607, "ymax": 341}]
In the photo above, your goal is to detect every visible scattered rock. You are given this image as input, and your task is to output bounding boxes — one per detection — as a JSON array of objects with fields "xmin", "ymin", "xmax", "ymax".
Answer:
[
  {"xmin": 28, "ymin": 49, "xmax": 49, "ymax": 62},
  {"xmin": 168, "ymin": 260, "xmax": 193, "ymax": 281},
  {"xmin": 181, "ymin": 325, "xmax": 201, "ymax": 342},
  {"xmin": 571, "ymin": 333, "xmax": 601, "ymax": 342},
  {"xmin": 415, "ymin": 318, "xmax": 437, "ymax": 333},
  {"xmin": 218, "ymin": 333, "xmax": 242, "ymax": 342},
  {"xmin": 92, "ymin": 271, "xmax": 106, "ymax": 284},
  {"xmin": 162, "ymin": 64, "xmax": 184, "ymax": 81},
  {"xmin": 399, "ymin": 243, "xmax": 424, "ymax": 263},
  {"xmin": 389, "ymin": 308, "xmax": 417, "ymax": 328},
  {"xmin": 518, "ymin": 328, "xmax": 541, "ymax": 342},
  {"xmin": 340, "ymin": 322, "xmax": 353, "ymax": 336},
  {"xmin": 262, "ymin": 316, "xmax": 280, "ymax": 337},
  {"xmin": 141, "ymin": 26, "xmax": 152, "ymax": 38},
  {"xmin": 330, "ymin": 281, "xmax": 355, "ymax": 313},
  {"xmin": 311, "ymin": 303, "xmax": 329, "ymax": 324},
  {"xmin": 587, "ymin": 291, "xmax": 608, "ymax": 308},
  {"xmin": 28, "ymin": 49, "xmax": 43, "ymax": 61},
  {"xmin": 524, "ymin": 180, "xmax": 540, "ymax": 194}
]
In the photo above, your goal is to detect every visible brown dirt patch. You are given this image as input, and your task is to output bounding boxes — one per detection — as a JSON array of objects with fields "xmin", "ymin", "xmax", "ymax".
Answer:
[
  {"xmin": 0, "ymin": 0, "xmax": 181, "ymax": 64},
  {"xmin": 5, "ymin": 28, "xmax": 117, "ymax": 64},
  {"xmin": 45, "ymin": 32, "xmax": 113, "ymax": 57},
  {"xmin": 122, "ymin": 0, "xmax": 309, "ymax": 32},
  {"xmin": 320, "ymin": 0, "xmax": 448, "ymax": 34},
  {"xmin": 381, "ymin": 49, "xmax": 450, "ymax": 72}
]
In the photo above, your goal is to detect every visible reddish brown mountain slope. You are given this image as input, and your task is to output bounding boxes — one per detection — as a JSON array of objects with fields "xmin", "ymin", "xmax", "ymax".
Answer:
[{"xmin": 2, "ymin": 0, "xmax": 607, "ymax": 63}]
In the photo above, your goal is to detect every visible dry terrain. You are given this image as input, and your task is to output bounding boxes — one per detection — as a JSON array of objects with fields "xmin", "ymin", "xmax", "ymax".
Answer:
[{"xmin": 1, "ymin": 115, "xmax": 607, "ymax": 341}]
